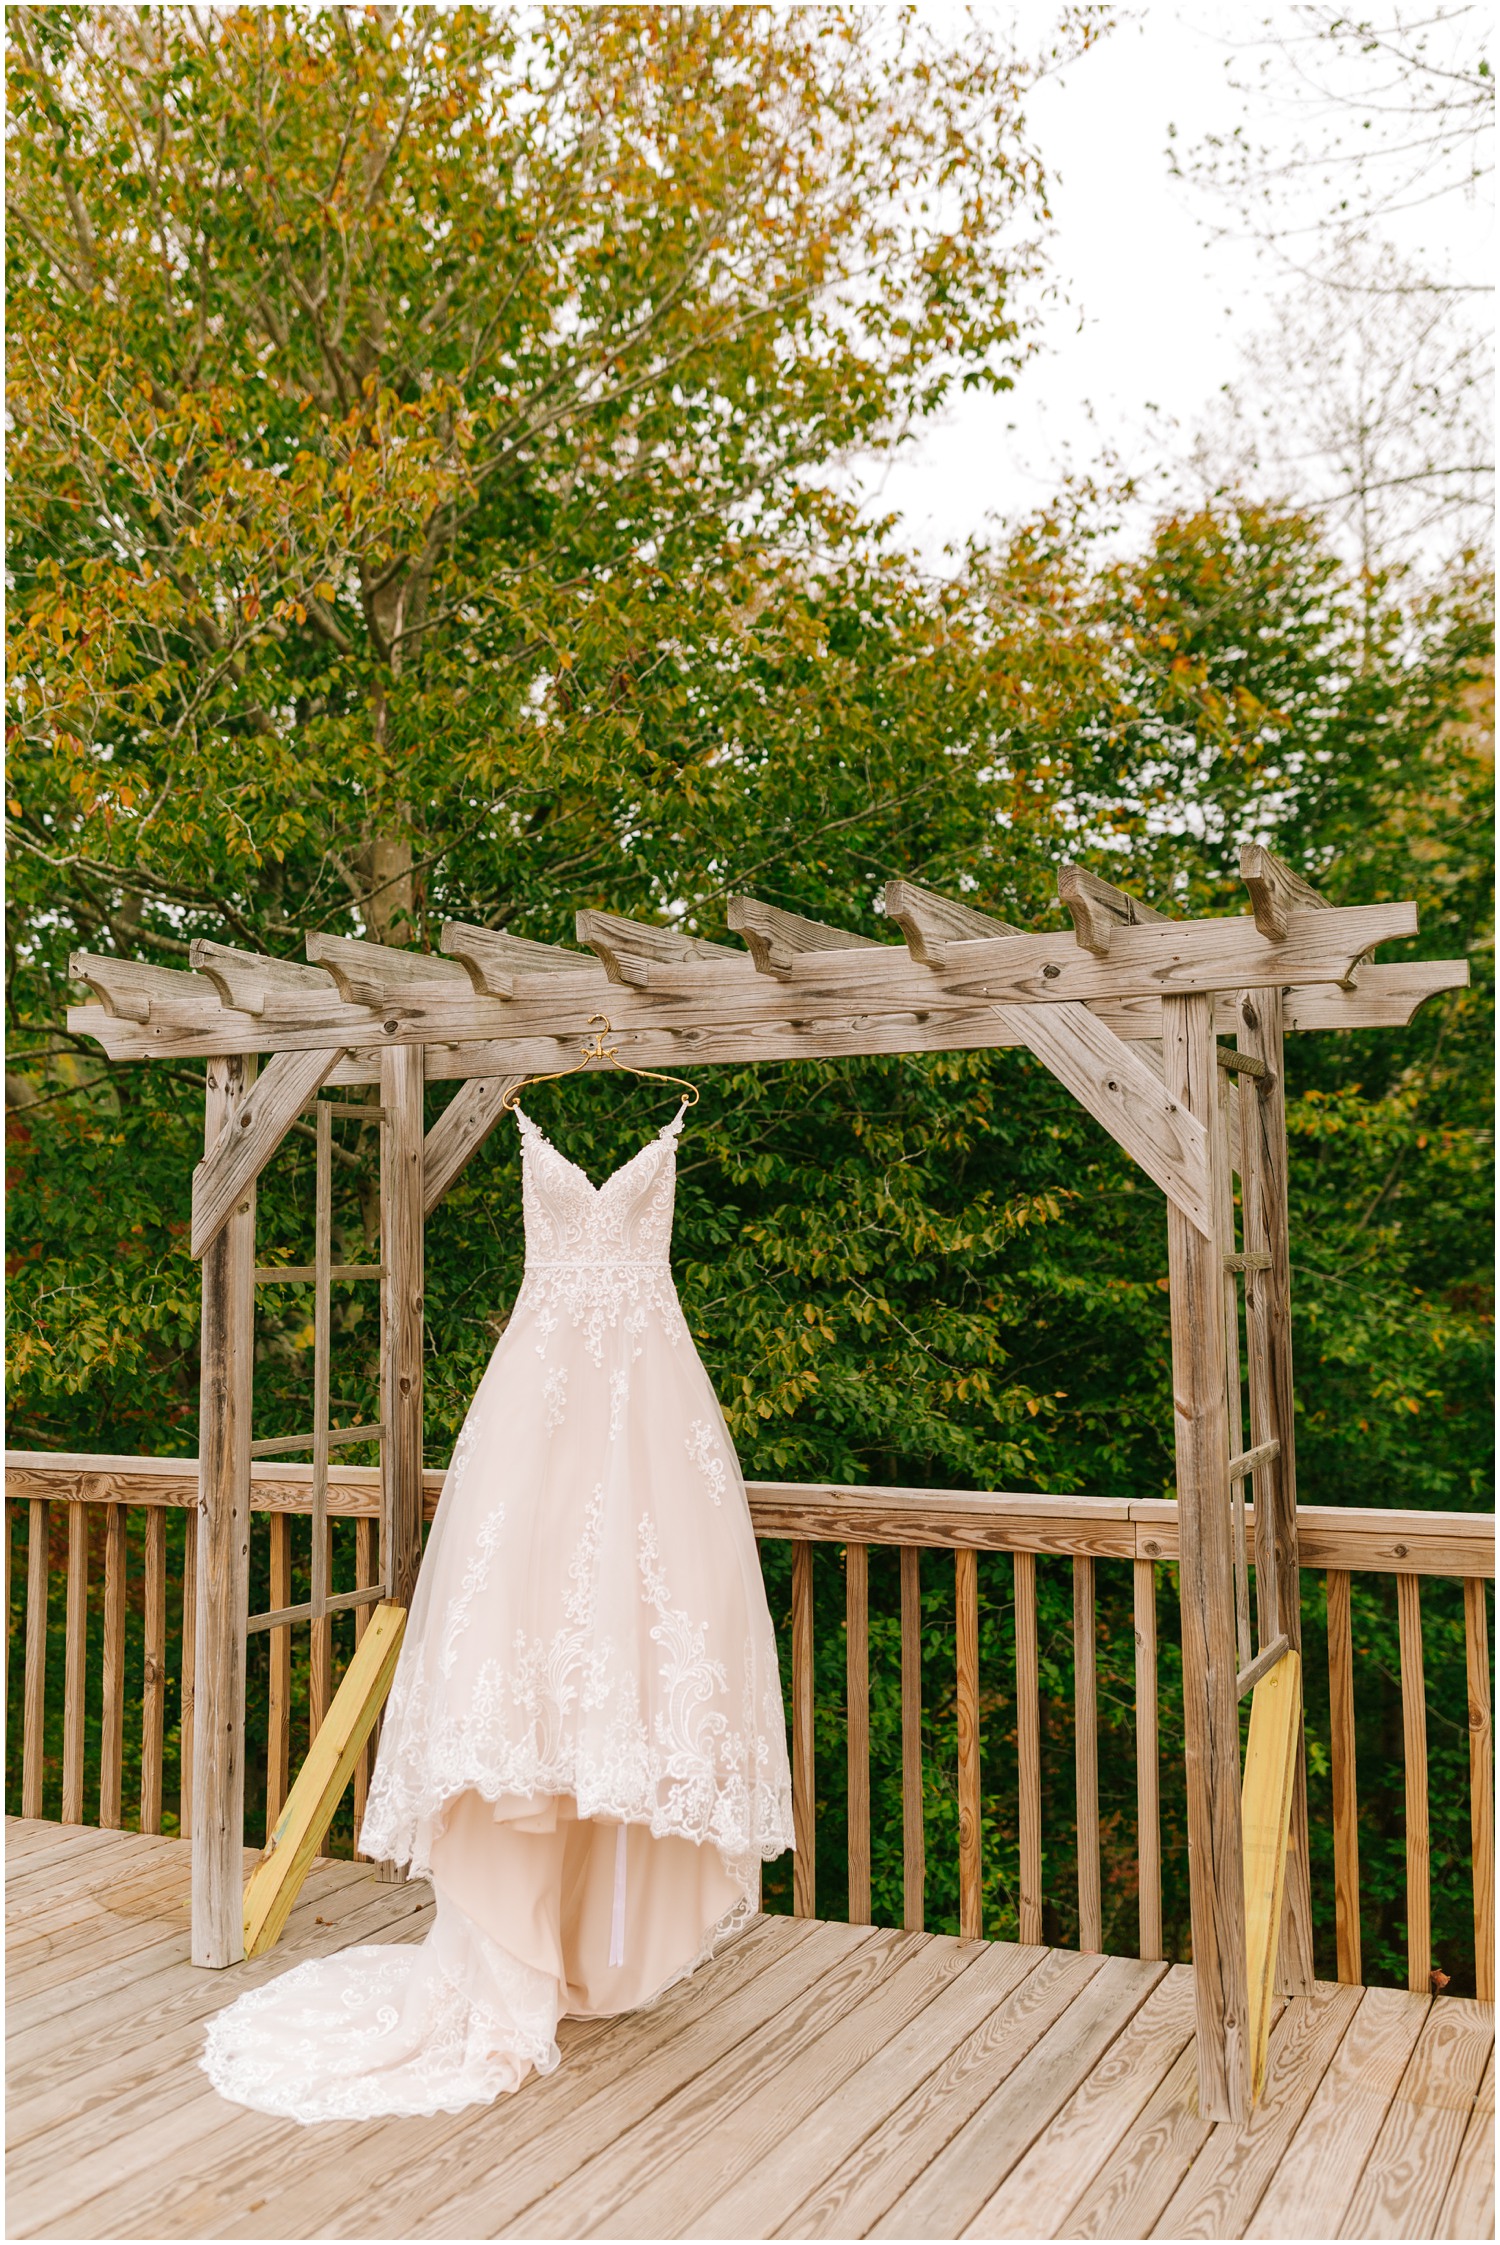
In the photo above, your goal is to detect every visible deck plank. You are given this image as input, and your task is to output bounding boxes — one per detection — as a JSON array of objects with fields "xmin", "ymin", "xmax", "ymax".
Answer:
[
  {"xmin": 176, "ymin": 1918, "xmax": 833, "ymax": 2242},
  {"xmin": 1245, "ymin": 1985, "xmax": 1433, "ymax": 2240},
  {"xmin": 1153, "ymin": 1980, "xmax": 1364, "ymax": 2239},
  {"xmin": 787, "ymin": 1948, "xmax": 1104, "ymax": 2240},
  {"xmin": 1435, "ymin": 2048, "xmax": 1495, "ymax": 2242},
  {"xmin": 969, "ymin": 1964, "xmax": 1199, "ymax": 2239},
  {"xmin": 1062, "ymin": 2040, "xmax": 1211, "ymax": 2239},
  {"xmin": 1340, "ymin": 1997, "xmax": 1493, "ymax": 2240},
  {"xmin": 871, "ymin": 1956, "xmax": 1168, "ymax": 2239},
  {"xmin": 699, "ymin": 1943, "xmax": 1049, "ymax": 2240},
  {"xmin": 529, "ymin": 1928, "xmax": 978, "ymax": 2238}
]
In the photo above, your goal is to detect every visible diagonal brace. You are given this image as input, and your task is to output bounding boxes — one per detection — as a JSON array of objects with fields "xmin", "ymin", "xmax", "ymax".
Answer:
[{"xmin": 191, "ymin": 1048, "xmax": 346, "ymax": 1259}]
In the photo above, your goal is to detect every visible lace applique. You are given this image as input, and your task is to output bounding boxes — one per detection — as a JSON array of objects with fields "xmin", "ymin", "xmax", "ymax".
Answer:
[
  {"xmin": 609, "ymin": 1369, "xmax": 629, "ymax": 1438},
  {"xmin": 543, "ymin": 1365, "xmax": 569, "ymax": 1429},
  {"xmin": 684, "ymin": 1420, "xmax": 728, "ymax": 1506},
  {"xmin": 439, "ymin": 1503, "xmax": 506, "ymax": 1678}
]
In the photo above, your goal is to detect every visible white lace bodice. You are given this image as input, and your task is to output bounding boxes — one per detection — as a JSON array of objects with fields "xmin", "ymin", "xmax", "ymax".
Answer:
[{"xmin": 516, "ymin": 1106, "xmax": 685, "ymax": 1270}]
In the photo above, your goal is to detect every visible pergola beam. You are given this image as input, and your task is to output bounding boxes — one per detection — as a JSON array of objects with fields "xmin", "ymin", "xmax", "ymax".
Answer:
[
  {"xmin": 576, "ymin": 910, "xmax": 741, "ymax": 987},
  {"xmin": 727, "ymin": 896, "xmax": 881, "ymax": 977},
  {"xmin": 1240, "ymin": 845, "xmax": 1331, "ymax": 942},
  {"xmin": 190, "ymin": 1048, "xmax": 345, "ymax": 1259},
  {"xmin": 440, "ymin": 921, "xmax": 607, "ymax": 999},
  {"xmin": 1058, "ymin": 862, "xmax": 1165, "ymax": 955}
]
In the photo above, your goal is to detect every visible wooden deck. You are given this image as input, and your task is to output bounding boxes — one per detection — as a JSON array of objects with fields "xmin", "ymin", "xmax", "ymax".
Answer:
[{"xmin": 6, "ymin": 1820, "xmax": 1493, "ymax": 2241}]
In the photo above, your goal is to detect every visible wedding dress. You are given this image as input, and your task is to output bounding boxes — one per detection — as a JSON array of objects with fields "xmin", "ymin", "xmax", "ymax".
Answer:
[{"xmin": 201, "ymin": 1103, "xmax": 794, "ymax": 2122}]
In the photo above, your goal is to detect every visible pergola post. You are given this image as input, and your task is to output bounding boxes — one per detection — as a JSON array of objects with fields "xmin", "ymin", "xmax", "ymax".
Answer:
[
  {"xmin": 381, "ymin": 1046, "xmax": 426, "ymax": 1610},
  {"xmin": 1162, "ymin": 993, "xmax": 1252, "ymax": 2125},
  {"xmin": 191, "ymin": 1054, "xmax": 257, "ymax": 1967},
  {"xmin": 1237, "ymin": 986, "xmax": 1315, "ymax": 1994}
]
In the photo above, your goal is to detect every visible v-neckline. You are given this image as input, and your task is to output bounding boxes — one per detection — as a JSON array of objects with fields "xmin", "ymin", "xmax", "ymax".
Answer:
[{"xmin": 515, "ymin": 1109, "xmax": 680, "ymax": 1195}]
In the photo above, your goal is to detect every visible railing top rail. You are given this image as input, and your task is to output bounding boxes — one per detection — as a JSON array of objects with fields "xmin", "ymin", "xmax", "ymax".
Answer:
[{"xmin": 5, "ymin": 1451, "xmax": 1493, "ymax": 1579}]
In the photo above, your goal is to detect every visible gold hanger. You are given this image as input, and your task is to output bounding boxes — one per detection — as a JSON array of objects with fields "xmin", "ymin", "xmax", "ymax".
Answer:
[{"xmin": 502, "ymin": 1016, "xmax": 700, "ymax": 1113}]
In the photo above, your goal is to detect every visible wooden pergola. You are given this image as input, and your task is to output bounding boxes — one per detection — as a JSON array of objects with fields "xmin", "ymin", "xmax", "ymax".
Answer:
[{"xmin": 67, "ymin": 847, "xmax": 1467, "ymax": 2124}]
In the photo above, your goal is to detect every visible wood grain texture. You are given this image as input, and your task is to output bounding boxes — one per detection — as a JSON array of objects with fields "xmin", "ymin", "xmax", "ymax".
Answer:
[
  {"xmin": 62, "ymin": 1501, "xmax": 89, "ymax": 1826},
  {"xmin": 1134, "ymin": 1558, "xmax": 1162, "ymax": 1961},
  {"xmin": 1398, "ymin": 1573, "xmax": 1431, "ymax": 1993},
  {"xmin": 178, "ymin": 1508, "xmax": 196, "ymax": 1841},
  {"xmin": 353, "ymin": 1515, "xmax": 377, "ymax": 1855},
  {"xmin": 1340, "ymin": 1997, "xmax": 1493, "ymax": 2241},
  {"xmin": 265, "ymin": 1513, "xmax": 291, "ymax": 1834},
  {"xmin": 98, "ymin": 1505, "xmax": 126, "ymax": 1829},
  {"xmin": 901, "ymin": 1544, "xmax": 925, "ymax": 1934},
  {"xmin": 1326, "ymin": 1568, "xmax": 1362, "ymax": 1985},
  {"xmin": 140, "ymin": 1504, "xmax": 166, "ymax": 1836},
  {"xmin": 379, "ymin": 1045, "xmax": 425, "ymax": 1611},
  {"xmin": 1015, "ymin": 1549, "xmax": 1043, "ymax": 1947},
  {"xmin": 1061, "ymin": 2038, "xmax": 1213, "ymax": 2239},
  {"xmin": 691, "ymin": 1944, "xmax": 1049, "ymax": 2240},
  {"xmin": 1236, "ymin": 985, "xmax": 1315, "ymax": 1997},
  {"xmin": 1434, "ymin": 2047, "xmax": 1494, "ymax": 2242},
  {"xmin": 846, "ymin": 1543, "xmax": 870, "ymax": 1926},
  {"xmin": 1239, "ymin": 844, "xmax": 1330, "ymax": 943},
  {"xmin": 422, "ymin": 1074, "xmax": 521, "ymax": 1215},
  {"xmin": 957, "ymin": 1546, "xmax": 983, "ymax": 1942},
  {"xmin": 1162, "ymin": 991, "xmax": 1251, "ymax": 2125},
  {"xmin": 969, "ymin": 1964, "xmax": 1197, "ymax": 2239},
  {"xmin": 1074, "ymin": 1555, "xmax": 1101, "ymax": 1954},
  {"xmin": 1158, "ymin": 1978, "xmax": 1365, "ymax": 2240},
  {"xmin": 872, "ymin": 1956, "xmax": 1167, "ymax": 2239},
  {"xmin": 23, "ymin": 1497, "xmax": 47, "ymax": 1818},
  {"xmin": 1244, "ymin": 1985, "xmax": 1427, "ymax": 2239},
  {"xmin": 1241, "ymin": 1650, "xmax": 1302, "ymax": 2102},
  {"xmin": 1465, "ymin": 1576, "xmax": 1494, "ymax": 2002},
  {"xmin": 191, "ymin": 1053, "xmax": 257, "ymax": 1968},
  {"xmin": 189, "ymin": 1046, "xmax": 340, "ymax": 1259},
  {"xmin": 792, "ymin": 1538, "xmax": 815, "ymax": 1919}
]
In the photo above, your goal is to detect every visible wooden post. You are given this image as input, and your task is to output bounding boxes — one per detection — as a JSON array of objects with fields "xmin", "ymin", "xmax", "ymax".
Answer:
[
  {"xmin": 1162, "ymin": 991, "xmax": 1252, "ymax": 2126},
  {"xmin": 791, "ymin": 1539, "xmax": 815, "ymax": 1917},
  {"xmin": 1236, "ymin": 987, "xmax": 1315, "ymax": 1995},
  {"xmin": 846, "ymin": 1543, "xmax": 870, "ymax": 1926},
  {"xmin": 192, "ymin": 1054, "xmax": 257, "ymax": 1968},
  {"xmin": 1134, "ymin": 1556, "xmax": 1162, "ymax": 1962},
  {"xmin": 955, "ymin": 1546, "xmax": 982, "ymax": 1941},
  {"xmin": 380, "ymin": 1048, "xmax": 426, "ymax": 1611},
  {"xmin": 1464, "ymin": 1578, "xmax": 1494, "ymax": 2002}
]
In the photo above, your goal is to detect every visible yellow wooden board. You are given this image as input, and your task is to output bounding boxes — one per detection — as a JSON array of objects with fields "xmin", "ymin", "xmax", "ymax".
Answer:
[
  {"xmin": 242, "ymin": 1602, "xmax": 406, "ymax": 1960},
  {"xmin": 1242, "ymin": 1646, "xmax": 1302, "ymax": 2103}
]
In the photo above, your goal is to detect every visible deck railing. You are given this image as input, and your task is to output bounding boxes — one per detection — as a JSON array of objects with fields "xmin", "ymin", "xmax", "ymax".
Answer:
[{"xmin": 4, "ymin": 1451, "xmax": 1493, "ymax": 1999}]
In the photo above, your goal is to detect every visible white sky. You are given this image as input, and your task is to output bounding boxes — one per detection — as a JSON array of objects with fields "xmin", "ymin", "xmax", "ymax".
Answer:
[{"xmin": 863, "ymin": 4, "xmax": 1494, "ymax": 565}]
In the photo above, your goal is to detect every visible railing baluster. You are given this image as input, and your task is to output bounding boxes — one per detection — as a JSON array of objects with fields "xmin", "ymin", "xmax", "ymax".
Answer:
[
  {"xmin": 62, "ymin": 1500, "xmax": 89, "ymax": 1825},
  {"xmin": 310, "ymin": 1516, "xmax": 333, "ymax": 1740},
  {"xmin": 1465, "ymin": 1577, "xmax": 1493, "ymax": 2002},
  {"xmin": 352, "ymin": 1514, "xmax": 376, "ymax": 1858},
  {"xmin": 179, "ymin": 1506, "xmax": 197, "ymax": 1839},
  {"xmin": 23, "ymin": 1497, "xmax": 49, "ymax": 1818},
  {"xmin": 1134, "ymin": 1555, "xmax": 1161, "ymax": 1961},
  {"xmin": 140, "ymin": 1506, "xmax": 166, "ymax": 1834},
  {"xmin": 1397, "ymin": 1572, "xmax": 1429, "ymax": 1993},
  {"xmin": 846, "ymin": 1542, "xmax": 870, "ymax": 1926},
  {"xmin": 1014, "ymin": 1548, "xmax": 1042, "ymax": 1946},
  {"xmin": 1074, "ymin": 1554, "xmax": 1101, "ymax": 1953},
  {"xmin": 1325, "ymin": 1568, "xmax": 1362, "ymax": 1983},
  {"xmin": 956, "ymin": 1546, "xmax": 982, "ymax": 1941},
  {"xmin": 791, "ymin": 1538, "xmax": 814, "ymax": 1918},
  {"xmin": 900, "ymin": 1544, "xmax": 924, "ymax": 1932},
  {"xmin": 100, "ymin": 1504, "xmax": 127, "ymax": 1829},
  {"xmin": 267, "ymin": 1512, "xmax": 292, "ymax": 1835}
]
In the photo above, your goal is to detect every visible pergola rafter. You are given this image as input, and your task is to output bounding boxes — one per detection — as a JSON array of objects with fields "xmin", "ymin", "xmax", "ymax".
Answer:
[{"xmin": 65, "ymin": 846, "xmax": 1469, "ymax": 2125}]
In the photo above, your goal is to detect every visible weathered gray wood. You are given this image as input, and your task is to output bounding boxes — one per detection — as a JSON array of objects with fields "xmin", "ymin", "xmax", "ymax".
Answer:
[
  {"xmin": 900, "ymin": 1545, "xmax": 924, "ymax": 1934},
  {"xmin": 1237, "ymin": 984, "xmax": 1316, "ymax": 1996},
  {"xmin": 440, "ymin": 919, "xmax": 606, "ymax": 996},
  {"xmin": 66, "ymin": 951, "xmax": 225, "ymax": 1026},
  {"xmin": 189, "ymin": 1046, "xmax": 343, "ymax": 1259},
  {"xmin": 188, "ymin": 940, "xmax": 343, "ymax": 1016},
  {"xmin": 68, "ymin": 900, "xmax": 1426, "ymax": 1064},
  {"xmin": 1134, "ymin": 1557, "xmax": 1162, "ymax": 1961},
  {"xmin": 576, "ymin": 907, "xmax": 741, "ymax": 987},
  {"xmin": 421, "ymin": 1074, "xmax": 522, "ymax": 1215},
  {"xmin": 380, "ymin": 1046, "xmax": 425, "ymax": 1613},
  {"xmin": 846, "ymin": 1543, "xmax": 870, "ymax": 1926},
  {"xmin": 1058, "ymin": 861, "xmax": 1165, "ymax": 954},
  {"xmin": 1240, "ymin": 842, "xmax": 1331, "ymax": 942},
  {"xmin": 727, "ymin": 895, "xmax": 882, "ymax": 977},
  {"xmin": 1162, "ymin": 990, "xmax": 1251, "ymax": 2125},
  {"xmin": 792, "ymin": 1539, "xmax": 815, "ymax": 1919},
  {"xmin": 191, "ymin": 1053, "xmax": 257, "ymax": 1969},
  {"xmin": 305, "ymin": 932, "xmax": 473, "ymax": 1006},
  {"xmin": 1075, "ymin": 1554, "xmax": 1102, "ymax": 1952},
  {"xmin": 882, "ymin": 876, "xmax": 1022, "ymax": 961}
]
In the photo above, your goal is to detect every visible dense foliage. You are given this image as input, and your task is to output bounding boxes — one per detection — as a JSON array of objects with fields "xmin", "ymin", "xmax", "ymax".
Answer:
[{"xmin": 6, "ymin": 6, "xmax": 1492, "ymax": 1992}]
